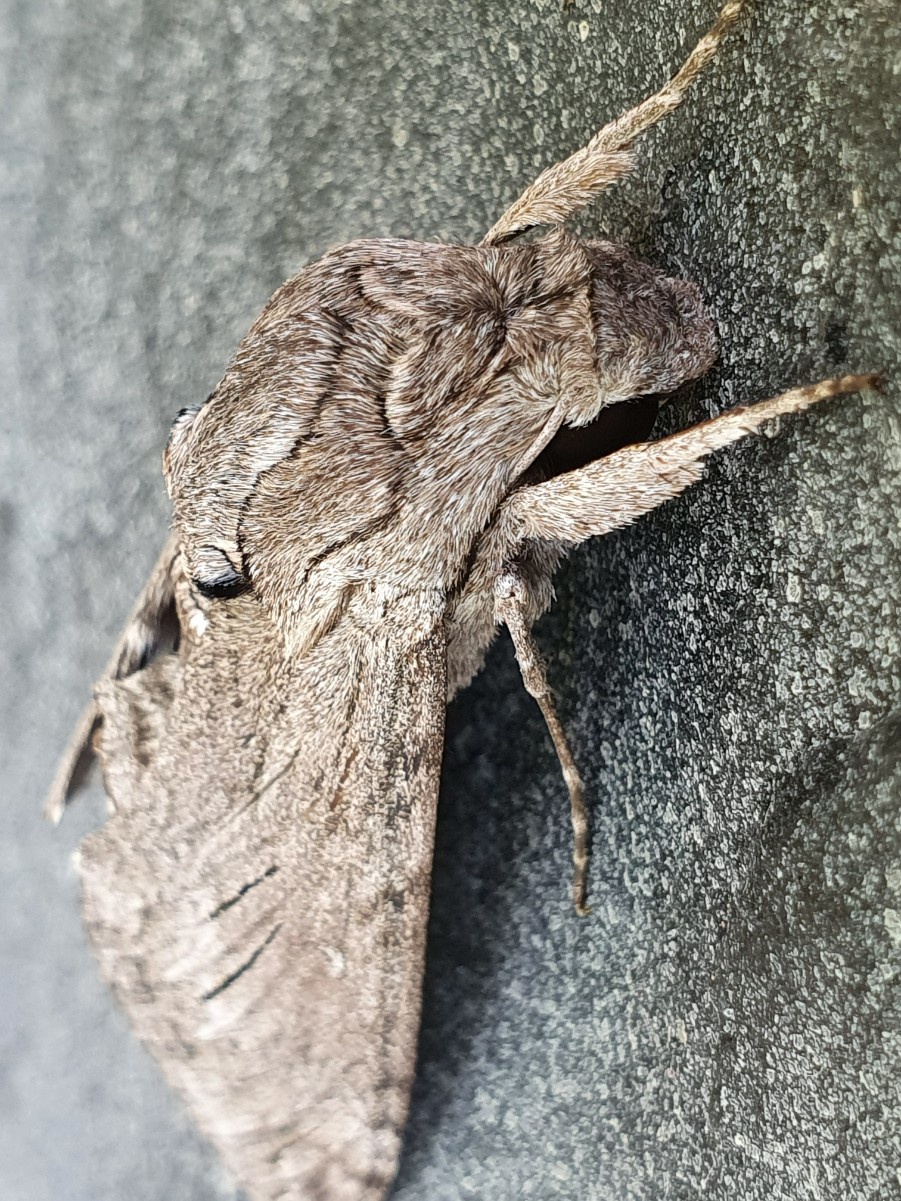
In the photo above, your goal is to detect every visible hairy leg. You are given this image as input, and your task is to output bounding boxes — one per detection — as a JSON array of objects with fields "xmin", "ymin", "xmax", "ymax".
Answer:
[
  {"xmin": 492, "ymin": 372, "xmax": 879, "ymax": 914},
  {"xmin": 495, "ymin": 567, "xmax": 591, "ymax": 914},
  {"xmin": 483, "ymin": 0, "xmax": 748, "ymax": 244},
  {"xmin": 500, "ymin": 374, "xmax": 881, "ymax": 546}
]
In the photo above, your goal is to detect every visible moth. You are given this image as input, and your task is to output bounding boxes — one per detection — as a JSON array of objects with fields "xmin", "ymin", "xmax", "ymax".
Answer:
[{"xmin": 48, "ymin": 2, "xmax": 879, "ymax": 1199}]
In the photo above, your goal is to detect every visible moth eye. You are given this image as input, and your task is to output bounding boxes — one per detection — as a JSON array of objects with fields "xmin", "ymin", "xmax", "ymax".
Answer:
[
  {"xmin": 191, "ymin": 546, "xmax": 250, "ymax": 600},
  {"xmin": 193, "ymin": 571, "xmax": 249, "ymax": 600}
]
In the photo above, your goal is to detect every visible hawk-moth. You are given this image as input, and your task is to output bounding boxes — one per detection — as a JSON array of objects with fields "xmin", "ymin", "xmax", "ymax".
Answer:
[{"xmin": 46, "ymin": 2, "xmax": 880, "ymax": 1199}]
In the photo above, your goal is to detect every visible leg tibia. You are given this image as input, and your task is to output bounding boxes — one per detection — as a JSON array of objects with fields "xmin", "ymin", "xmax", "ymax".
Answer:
[
  {"xmin": 482, "ymin": 0, "xmax": 749, "ymax": 244},
  {"xmin": 502, "ymin": 373, "xmax": 881, "ymax": 546},
  {"xmin": 495, "ymin": 570, "xmax": 591, "ymax": 914}
]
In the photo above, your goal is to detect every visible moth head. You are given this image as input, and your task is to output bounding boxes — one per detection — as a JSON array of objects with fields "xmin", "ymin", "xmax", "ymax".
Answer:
[
  {"xmin": 586, "ymin": 240, "xmax": 717, "ymax": 400},
  {"xmin": 525, "ymin": 238, "xmax": 718, "ymax": 477},
  {"xmin": 163, "ymin": 365, "xmax": 314, "ymax": 601},
  {"xmin": 160, "ymin": 233, "xmax": 717, "ymax": 650}
]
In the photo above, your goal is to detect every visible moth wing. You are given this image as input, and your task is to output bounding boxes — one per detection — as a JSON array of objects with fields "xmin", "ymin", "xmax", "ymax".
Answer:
[
  {"xmin": 78, "ymin": 591, "xmax": 446, "ymax": 1201},
  {"xmin": 45, "ymin": 533, "xmax": 182, "ymax": 821}
]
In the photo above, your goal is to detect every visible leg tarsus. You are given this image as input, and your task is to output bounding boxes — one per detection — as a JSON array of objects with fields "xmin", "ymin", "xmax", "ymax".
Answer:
[
  {"xmin": 483, "ymin": 0, "xmax": 750, "ymax": 243},
  {"xmin": 495, "ymin": 570, "xmax": 591, "ymax": 915},
  {"xmin": 500, "ymin": 373, "xmax": 882, "ymax": 547}
]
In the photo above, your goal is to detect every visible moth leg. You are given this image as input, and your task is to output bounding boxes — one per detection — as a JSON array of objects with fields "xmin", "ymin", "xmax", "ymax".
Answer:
[
  {"xmin": 483, "ymin": 0, "xmax": 748, "ymax": 243},
  {"xmin": 45, "ymin": 531, "xmax": 182, "ymax": 822},
  {"xmin": 500, "ymin": 374, "xmax": 882, "ymax": 546},
  {"xmin": 494, "ymin": 568, "xmax": 591, "ymax": 916}
]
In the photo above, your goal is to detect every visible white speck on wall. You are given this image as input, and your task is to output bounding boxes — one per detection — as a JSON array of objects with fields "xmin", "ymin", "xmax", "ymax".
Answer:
[
  {"xmin": 579, "ymin": 21, "xmax": 590, "ymax": 42},
  {"xmin": 786, "ymin": 573, "xmax": 802, "ymax": 603},
  {"xmin": 883, "ymin": 909, "xmax": 901, "ymax": 944}
]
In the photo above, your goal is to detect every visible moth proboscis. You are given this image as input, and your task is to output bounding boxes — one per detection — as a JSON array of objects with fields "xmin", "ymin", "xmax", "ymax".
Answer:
[{"xmin": 47, "ymin": 2, "xmax": 881, "ymax": 1199}]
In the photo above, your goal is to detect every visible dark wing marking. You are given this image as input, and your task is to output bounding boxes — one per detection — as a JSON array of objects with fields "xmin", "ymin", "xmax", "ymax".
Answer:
[{"xmin": 78, "ymin": 590, "xmax": 446, "ymax": 1201}]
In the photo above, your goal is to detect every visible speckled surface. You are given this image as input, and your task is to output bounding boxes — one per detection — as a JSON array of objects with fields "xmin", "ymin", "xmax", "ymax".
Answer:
[{"xmin": 2, "ymin": 1, "xmax": 899, "ymax": 1199}]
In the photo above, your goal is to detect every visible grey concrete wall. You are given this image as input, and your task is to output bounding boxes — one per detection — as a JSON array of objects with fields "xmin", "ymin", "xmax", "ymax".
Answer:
[{"xmin": 2, "ymin": 1, "xmax": 898, "ymax": 1199}]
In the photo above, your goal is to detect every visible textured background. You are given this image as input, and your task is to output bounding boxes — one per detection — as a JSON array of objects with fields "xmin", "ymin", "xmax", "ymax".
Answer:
[{"xmin": 2, "ymin": 1, "xmax": 899, "ymax": 1199}]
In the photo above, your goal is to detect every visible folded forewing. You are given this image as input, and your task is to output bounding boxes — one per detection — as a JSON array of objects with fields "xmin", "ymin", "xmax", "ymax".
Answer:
[{"xmin": 79, "ymin": 588, "xmax": 446, "ymax": 1201}]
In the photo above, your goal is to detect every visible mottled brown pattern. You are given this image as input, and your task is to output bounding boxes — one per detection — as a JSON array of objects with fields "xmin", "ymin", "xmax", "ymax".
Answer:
[{"xmin": 47, "ymin": 2, "xmax": 879, "ymax": 1198}]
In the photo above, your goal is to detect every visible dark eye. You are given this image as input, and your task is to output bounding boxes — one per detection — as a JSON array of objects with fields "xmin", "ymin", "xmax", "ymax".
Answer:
[
  {"xmin": 191, "ymin": 546, "xmax": 250, "ymax": 599},
  {"xmin": 193, "ymin": 571, "xmax": 249, "ymax": 600}
]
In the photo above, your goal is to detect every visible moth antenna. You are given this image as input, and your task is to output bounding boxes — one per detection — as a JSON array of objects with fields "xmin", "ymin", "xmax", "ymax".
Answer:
[
  {"xmin": 495, "ymin": 570, "xmax": 591, "ymax": 915},
  {"xmin": 482, "ymin": 0, "xmax": 748, "ymax": 245}
]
